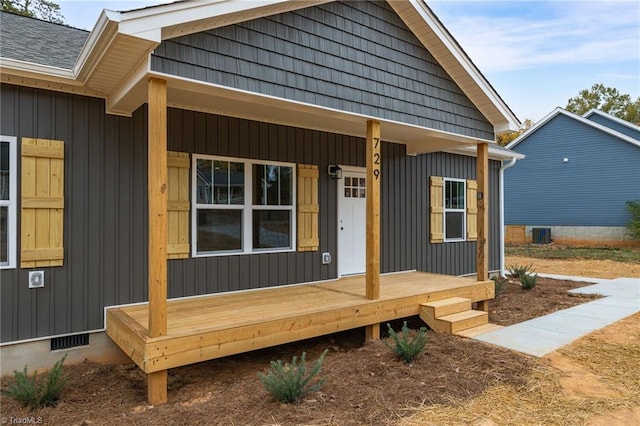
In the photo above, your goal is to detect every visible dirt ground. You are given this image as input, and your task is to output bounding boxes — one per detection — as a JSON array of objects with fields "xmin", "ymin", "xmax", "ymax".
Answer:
[
  {"xmin": 505, "ymin": 255, "xmax": 640, "ymax": 279},
  {"xmin": 1, "ymin": 276, "xmax": 605, "ymax": 426}
]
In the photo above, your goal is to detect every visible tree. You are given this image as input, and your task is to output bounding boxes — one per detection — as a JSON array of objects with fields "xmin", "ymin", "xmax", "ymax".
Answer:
[
  {"xmin": 1, "ymin": 0, "xmax": 64, "ymax": 24},
  {"xmin": 496, "ymin": 118, "xmax": 534, "ymax": 146},
  {"xmin": 566, "ymin": 84, "xmax": 640, "ymax": 125}
]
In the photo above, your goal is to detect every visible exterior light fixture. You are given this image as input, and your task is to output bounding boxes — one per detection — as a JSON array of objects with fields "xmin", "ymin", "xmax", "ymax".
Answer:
[{"xmin": 328, "ymin": 164, "xmax": 342, "ymax": 179}]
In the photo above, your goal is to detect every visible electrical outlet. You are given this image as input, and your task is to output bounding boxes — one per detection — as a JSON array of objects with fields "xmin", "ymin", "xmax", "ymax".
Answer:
[
  {"xmin": 322, "ymin": 252, "xmax": 332, "ymax": 264},
  {"xmin": 28, "ymin": 271, "xmax": 45, "ymax": 289}
]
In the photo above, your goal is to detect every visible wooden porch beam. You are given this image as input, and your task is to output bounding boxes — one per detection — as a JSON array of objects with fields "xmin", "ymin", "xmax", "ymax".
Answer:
[
  {"xmin": 147, "ymin": 77, "xmax": 168, "ymax": 404},
  {"xmin": 365, "ymin": 120, "xmax": 381, "ymax": 340},
  {"xmin": 476, "ymin": 142, "xmax": 489, "ymax": 311}
]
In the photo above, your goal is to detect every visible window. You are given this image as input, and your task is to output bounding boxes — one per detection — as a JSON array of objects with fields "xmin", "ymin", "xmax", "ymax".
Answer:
[
  {"xmin": 0, "ymin": 136, "xmax": 17, "ymax": 269},
  {"xmin": 444, "ymin": 178, "xmax": 466, "ymax": 241},
  {"xmin": 193, "ymin": 155, "xmax": 295, "ymax": 256}
]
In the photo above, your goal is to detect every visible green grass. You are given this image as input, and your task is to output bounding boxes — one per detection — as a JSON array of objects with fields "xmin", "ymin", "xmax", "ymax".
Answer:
[{"xmin": 505, "ymin": 245, "xmax": 640, "ymax": 263}]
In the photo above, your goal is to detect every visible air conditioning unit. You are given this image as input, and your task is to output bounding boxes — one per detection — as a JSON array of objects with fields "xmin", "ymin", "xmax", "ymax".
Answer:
[{"xmin": 532, "ymin": 228, "xmax": 551, "ymax": 244}]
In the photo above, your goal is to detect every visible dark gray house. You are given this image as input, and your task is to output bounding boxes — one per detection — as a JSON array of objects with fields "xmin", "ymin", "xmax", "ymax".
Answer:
[
  {"xmin": 0, "ymin": 0, "xmax": 520, "ymax": 380},
  {"xmin": 505, "ymin": 107, "xmax": 640, "ymax": 246}
]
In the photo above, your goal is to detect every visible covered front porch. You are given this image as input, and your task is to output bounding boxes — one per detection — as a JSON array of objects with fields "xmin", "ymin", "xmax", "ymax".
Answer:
[{"xmin": 106, "ymin": 271, "xmax": 494, "ymax": 374}]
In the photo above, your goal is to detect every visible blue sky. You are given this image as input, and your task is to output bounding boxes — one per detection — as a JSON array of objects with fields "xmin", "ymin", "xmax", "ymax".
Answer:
[{"xmin": 58, "ymin": 0, "xmax": 640, "ymax": 124}]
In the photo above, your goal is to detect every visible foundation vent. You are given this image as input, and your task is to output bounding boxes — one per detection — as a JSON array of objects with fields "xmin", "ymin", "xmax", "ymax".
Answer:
[{"xmin": 51, "ymin": 334, "xmax": 89, "ymax": 351}]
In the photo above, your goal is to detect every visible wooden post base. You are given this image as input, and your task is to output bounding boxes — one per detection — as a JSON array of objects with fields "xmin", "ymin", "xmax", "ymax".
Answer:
[
  {"xmin": 148, "ymin": 370, "xmax": 168, "ymax": 405},
  {"xmin": 365, "ymin": 323, "xmax": 380, "ymax": 341},
  {"xmin": 477, "ymin": 300, "xmax": 489, "ymax": 312}
]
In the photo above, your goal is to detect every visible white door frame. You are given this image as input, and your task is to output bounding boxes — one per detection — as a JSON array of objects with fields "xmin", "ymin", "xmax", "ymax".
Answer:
[{"xmin": 337, "ymin": 165, "xmax": 367, "ymax": 277}]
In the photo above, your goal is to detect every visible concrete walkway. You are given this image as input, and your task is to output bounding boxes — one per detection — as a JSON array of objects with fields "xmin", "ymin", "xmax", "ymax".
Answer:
[{"xmin": 473, "ymin": 276, "xmax": 640, "ymax": 357}]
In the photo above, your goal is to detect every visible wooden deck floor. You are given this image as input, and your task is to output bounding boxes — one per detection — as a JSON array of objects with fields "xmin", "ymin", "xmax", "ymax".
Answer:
[{"xmin": 107, "ymin": 271, "xmax": 493, "ymax": 373}]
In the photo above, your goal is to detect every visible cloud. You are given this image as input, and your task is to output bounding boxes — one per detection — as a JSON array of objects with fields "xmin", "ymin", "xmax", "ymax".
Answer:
[{"xmin": 431, "ymin": 1, "xmax": 640, "ymax": 73}]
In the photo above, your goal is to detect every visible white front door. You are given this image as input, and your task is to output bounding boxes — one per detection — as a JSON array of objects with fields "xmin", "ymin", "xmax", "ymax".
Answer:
[{"xmin": 338, "ymin": 170, "xmax": 366, "ymax": 276}]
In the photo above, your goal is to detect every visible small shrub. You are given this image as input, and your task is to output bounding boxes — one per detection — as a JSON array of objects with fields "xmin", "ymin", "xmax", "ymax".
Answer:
[
  {"xmin": 385, "ymin": 321, "xmax": 428, "ymax": 363},
  {"xmin": 2, "ymin": 355, "xmax": 67, "ymax": 410},
  {"xmin": 258, "ymin": 349, "xmax": 327, "ymax": 403},
  {"xmin": 626, "ymin": 200, "xmax": 640, "ymax": 239},
  {"xmin": 520, "ymin": 273, "xmax": 538, "ymax": 290},
  {"xmin": 492, "ymin": 276, "xmax": 507, "ymax": 297},
  {"xmin": 507, "ymin": 263, "xmax": 534, "ymax": 279}
]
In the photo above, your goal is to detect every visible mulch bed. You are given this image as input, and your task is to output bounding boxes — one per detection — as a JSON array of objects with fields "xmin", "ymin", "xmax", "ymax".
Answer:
[{"xmin": 0, "ymin": 277, "xmax": 599, "ymax": 426}]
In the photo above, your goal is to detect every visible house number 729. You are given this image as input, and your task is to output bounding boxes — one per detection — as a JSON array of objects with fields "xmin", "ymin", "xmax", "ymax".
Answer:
[{"xmin": 373, "ymin": 137, "xmax": 380, "ymax": 180}]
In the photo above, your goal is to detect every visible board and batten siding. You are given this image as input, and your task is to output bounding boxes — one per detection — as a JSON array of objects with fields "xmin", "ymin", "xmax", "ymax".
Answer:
[
  {"xmin": 151, "ymin": 0, "xmax": 494, "ymax": 140},
  {"xmin": 381, "ymin": 147, "xmax": 501, "ymax": 276},
  {"xmin": 1, "ymin": 84, "xmax": 500, "ymax": 343},
  {"xmin": 505, "ymin": 113, "xmax": 640, "ymax": 226},
  {"xmin": 1, "ymin": 84, "xmax": 149, "ymax": 343}
]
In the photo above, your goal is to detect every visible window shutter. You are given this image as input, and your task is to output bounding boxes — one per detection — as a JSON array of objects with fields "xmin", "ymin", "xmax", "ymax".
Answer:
[
  {"xmin": 297, "ymin": 164, "xmax": 319, "ymax": 252},
  {"xmin": 466, "ymin": 179, "xmax": 478, "ymax": 241},
  {"xmin": 429, "ymin": 176, "xmax": 444, "ymax": 243},
  {"xmin": 167, "ymin": 151, "xmax": 190, "ymax": 259},
  {"xmin": 21, "ymin": 138, "xmax": 64, "ymax": 268}
]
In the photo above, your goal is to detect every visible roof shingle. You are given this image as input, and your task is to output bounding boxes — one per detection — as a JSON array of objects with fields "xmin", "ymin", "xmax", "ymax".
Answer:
[{"xmin": 0, "ymin": 11, "xmax": 89, "ymax": 69}]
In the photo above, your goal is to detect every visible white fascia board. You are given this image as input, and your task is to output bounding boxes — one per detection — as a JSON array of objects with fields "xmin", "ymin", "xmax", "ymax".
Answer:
[
  {"xmin": 444, "ymin": 145, "xmax": 525, "ymax": 161},
  {"xmin": 73, "ymin": 10, "xmax": 122, "ymax": 81},
  {"xmin": 505, "ymin": 107, "xmax": 564, "ymax": 149},
  {"xmin": 409, "ymin": 0, "xmax": 520, "ymax": 131},
  {"xmin": 0, "ymin": 58, "xmax": 77, "ymax": 82},
  {"xmin": 583, "ymin": 108, "xmax": 640, "ymax": 133},
  {"xmin": 115, "ymin": 0, "xmax": 330, "ymax": 41},
  {"xmin": 507, "ymin": 107, "xmax": 640, "ymax": 150},
  {"xmin": 105, "ymin": 56, "xmax": 151, "ymax": 116}
]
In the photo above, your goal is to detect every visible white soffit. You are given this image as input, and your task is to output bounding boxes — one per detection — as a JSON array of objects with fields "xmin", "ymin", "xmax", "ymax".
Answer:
[{"xmin": 146, "ymin": 72, "xmax": 490, "ymax": 154}]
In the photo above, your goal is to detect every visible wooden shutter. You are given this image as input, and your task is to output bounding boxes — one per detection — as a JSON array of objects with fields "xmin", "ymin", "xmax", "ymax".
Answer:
[
  {"xmin": 297, "ymin": 164, "xmax": 319, "ymax": 252},
  {"xmin": 21, "ymin": 138, "xmax": 64, "ymax": 268},
  {"xmin": 429, "ymin": 176, "xmax": 444, "ymax": 243},
  {"xmin": 466, "ymin": 179, "xmax": 478, "ymax": 241},
  {"xmin": 167, "ymin": 151, "xmax": 190, "ymax": 259}
]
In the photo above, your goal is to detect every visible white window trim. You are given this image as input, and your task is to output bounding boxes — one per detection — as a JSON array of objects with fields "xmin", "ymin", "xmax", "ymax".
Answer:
[
  {"xmin": 191, "ymin": 154, "xmax": 296, "ymax": 257},
  {"xmin": 0, "ymin": 136, "xmax": 17, "ymax": 269},
  {"xmin": 443, "ymin": 177, "xmax": 466, "ymax": 243}
]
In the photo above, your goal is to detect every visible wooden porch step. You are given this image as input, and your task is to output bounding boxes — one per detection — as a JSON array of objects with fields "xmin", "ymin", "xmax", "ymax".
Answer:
[
  {"xmin": 421, "ymin": 297, "xmax": 471, "ymax": 317},
  {"xmin": 455, "ymin": 323, "xmax": 504, "ymax": 338},
  {"xmin": 419, "ymin": 297, "xmax": 490, "ymax": 335},
  {"xmin": 439, "ymin": 310, "xmax": 488, "ymax": 334}
]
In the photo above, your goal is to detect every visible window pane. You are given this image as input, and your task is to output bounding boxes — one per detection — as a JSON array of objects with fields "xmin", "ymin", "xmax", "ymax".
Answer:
[
  {"xmin": 445, "ymin": 180, "xmax": 465, "ymax": 209},
  {"xmin": 213, "ymin": 160, "xmax": 229, "ymax": 204},
  {"xmin": 445, "ymin": 212, "xmax": 464, "ymax": 239},
  {"xmin": 197, "ymin": 159, "xmax": 213, "ymax": 204},
  {"xmin": 0, "ymin": 206, "xmax": 7, "ymax": 264},
  {"xmin": 197, "ymin": 159, "xmax": 244, "ymax": 205},
  {"xmin": 253, "ymin": 165, "xmax": 292, "ymax": 206},
  {"xmin": 197, "ymin": 209, "xmax": 242, "ymax": 252},
  {"xmin": 253, "ymin": 210, "xmax": 291, "ymax": 249},
  {"xmin": 0, "ymin": 142, "xmax": 8, "ymax": 201}
]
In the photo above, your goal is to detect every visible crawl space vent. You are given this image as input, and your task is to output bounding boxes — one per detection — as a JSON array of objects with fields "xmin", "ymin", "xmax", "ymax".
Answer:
[{"xmin": 51, "ymin": 334, "xmax": 89, "ymax": 351}]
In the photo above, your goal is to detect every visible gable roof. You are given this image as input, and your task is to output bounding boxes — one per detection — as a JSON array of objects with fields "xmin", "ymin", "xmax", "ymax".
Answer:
[
  {"xmin": 1, "ymin": 1, "xmax": 522, "ymax": 155},
  {"xmin": 583, "ymin": 109, "xmax": 640, "ymax": 140},
  {"xmin": 506, "ymin": 107, "xmax": 640, "ymax": 150}
]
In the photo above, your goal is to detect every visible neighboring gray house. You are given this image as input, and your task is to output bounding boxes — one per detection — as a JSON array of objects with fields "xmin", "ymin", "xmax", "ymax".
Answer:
[
  {"xmin": 505, "ymin": 107, "xmax": 640, "ymax": 245},
  {"xmin": 0, "ymin": 0, "xmax": 521, "ymax": 374}
]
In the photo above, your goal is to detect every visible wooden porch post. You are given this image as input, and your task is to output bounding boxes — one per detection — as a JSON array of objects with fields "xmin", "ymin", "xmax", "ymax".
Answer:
[
  {"xmin": 365, "ymin": 120, "xmax": 381, "ymax": 340},
  {"xmin": 476, "ymin": 142, "xmax": 490, "ymax": 312},
  {"xmin": 147, "ymin": 77, "xmax": 168, "ymax": 404}
]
